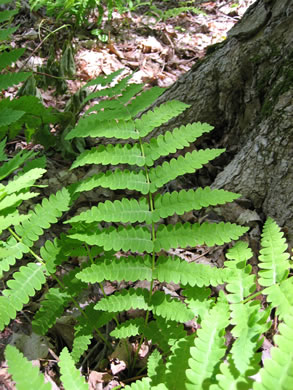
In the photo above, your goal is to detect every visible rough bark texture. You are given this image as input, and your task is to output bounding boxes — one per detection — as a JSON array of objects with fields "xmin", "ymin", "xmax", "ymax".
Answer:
[{"xmin": 151, "ymin": 0, "xmax": 293, "ymax": 244}]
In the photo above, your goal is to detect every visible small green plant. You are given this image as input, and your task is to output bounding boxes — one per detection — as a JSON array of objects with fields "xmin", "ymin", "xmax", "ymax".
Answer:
[{"xmin": 1, "ymin": 71, "xmax": 293, "ymax": 388}]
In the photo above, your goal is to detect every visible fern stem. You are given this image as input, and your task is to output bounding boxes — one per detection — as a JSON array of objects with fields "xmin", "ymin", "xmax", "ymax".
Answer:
[{"xmin": 241, "ymin": 290, "xmax": 264, "ymax": 304}]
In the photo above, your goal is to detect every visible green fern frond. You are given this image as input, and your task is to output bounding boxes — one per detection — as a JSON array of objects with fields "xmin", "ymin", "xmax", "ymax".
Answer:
[
  {"xmin": 151, "ymin": 291, "xmax": 194, "ymax": 322},
  {"xmin": 0, "ymin": 237, "xmax": 29, "ymax": 277},
  {"xmin": 263, "ymin": 278, "xmax": 293, "ymax": 320},
  {"xmin": 84, "ymin": 68, "xmax": 124, "ymax": 88},
  {"xmin": 144, "ymin": 122, "xmax": 214, "ymax": 165},
  {"xmin": 72, "ymin": 304, "xmax": 114, "ymax": 362},
  {"xmin": 135, "ymin": 100, "xmax": 190, "ymax": 138},
  {"xmin": 111, "ymin": 317, "xmax": 145, "ymax": 339},
  {"xmin": 258, "ymin": 217, "xmax": 290, "ymax": 287},
  {"xmin": 5, "ymin": 345, "xmax": 52, "ymax": 390},
  {"xmin": 152, "ymin": 187, "xmax": 240, "ymax": 221},
  {"xmin": 0, "ymin": 149, "xmax": 35, "ymax": 181},
  {"xmin": 71, "ymin": 169, "xmax": 149, "ymax": 195},
  {"xmin": 94, "ymin": 288, "xmax": 150, "ymax": 312},
  {"xmin": 70, "ymin": 144, "xmax": 145, "ymax": 169},
  {"xmin": 66, "ymin": 197, "xmax": 151, "ymax": 224},
  {"xmin": 76, "ymin": 256, "xmax": 152, "ymax": 283},
  {"xmin": 148, "ymin": 349, "xmax": 165, "ymax": 386},
  {"xmin": 32, "ymin": 287, "xmax": 71, "ymax": 335},
  {"xmin": 69, "ymin": 225, "xmax": 153, "ymax": 253},
  {"xmin": 0, "ymin": 72, "xmax": 32, "ymax": 90},
  {"xmin": 149, "ymin": 149, "xmax": 225, "ymax": 192},
  {"xmin": 4, "ymin": 168, "xmax": 46, "ymax": 194},
  {"xmin": 182, "ymin": 286, "xmax": 213, "ymax": 320},
  {"xmin": 143, "ymin": 317, "xmax": 187, "ymax": 352},
  {"xmin": 230, "ymin": 301, "xmax": 270, "ymax": 374},
  {"xmin": 66, "ymin": 116, "xmax": 138, "ymax": 141},
  {"xmin": 155, "ymin": 222, "xmax": 248, "ymax": 251},
  {"xmin": 124, "ymin": 377, "xmax": 152, "ymax": 390},
  {"xmin": 14, "ymin": 187, "xmax": 71, "ymax": 247},
  {"xmin": 0, "ymin": 48, "xmax": 25, "ymax": 71},
  {"xmin": 210, "ymin": 361, "xmax": 252, "ymax": 390},
  {"xmin": 0, "ymin": 191, "xmax": 38, "ymax": 212},
  {"xmin": 225, "ymin": 241, "xmax": 255, "ymax": 303},
  {"xmin": 59, "ymin": 347, "xmax": 88, "ymax": 390},
  {"xmin": 253, "ymin": 311, "xmax": 293, "ymax": 390},
  {"xmin": 0, "ymin": 263, "xmax": 46, "ymax": 330},
  {"xmin": 186, "ymin": 298, "xmax": 230, "ymax": 389},
  {"xmin": 164, "ymin": 335, "xmax": 195, "ymax": 390},
  {"xmin": 154, "ymin": 256, "xmax": 231, "ymax": 287},
  {"xmin": 123, "ymin": 86, "xmax": 166, "ymax": 117}
]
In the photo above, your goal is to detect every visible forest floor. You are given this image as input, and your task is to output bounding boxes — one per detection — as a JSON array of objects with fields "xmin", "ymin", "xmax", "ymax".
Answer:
[{"xmin": 1, "ymin": 1, "xmax": 262, "ymax": 389}]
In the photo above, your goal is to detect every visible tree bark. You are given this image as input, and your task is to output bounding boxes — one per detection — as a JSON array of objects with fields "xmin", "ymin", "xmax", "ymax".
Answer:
[{"xmin": 152, "ymin": 0, "xmax": 293, "ymax": 244}]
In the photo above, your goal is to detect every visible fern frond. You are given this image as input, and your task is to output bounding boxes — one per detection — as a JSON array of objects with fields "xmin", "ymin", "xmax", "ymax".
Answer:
[
  {"xmin": 144, "ymin": 122, "xmax": 214, "ymax": 165},
  {"xmin": 76, "ymin": 256, "xmax": 152, "ymax": 283},
  {"xmin": 164, "ymin": 335, "xmax": 195, "ymax": 390},
  {"xmin": 0, "ymin": 212, "xmax": 29, "ymax": 235},
  {"xmin": 59, "ymin": 347, "xmax": 88, "ymax": 390},
  {"xmin": 72, "ymin": 304, "xmax": 114, "ymax": 362},
  {"xmin": 124, "ymin": 86, "xmax": 166, "ymax": 117},
  {"xmin": 32, "ymin": 287, "xmax": 71, "ymax": 335},
  {"xmin": 151, "ymin": 291, "xmax": 194, "ymax": 323},
  {"xmin": 135, "ymin": 100, "xmax": 190, "ymax": 138},
  {"xmin": 69, "ymin": 225, "xmax": 153, "ymax": 253},
  {"xmin": 111, "ymin": 317, "xmax": 145, "ymax": 339},
  {"xmin": 0, "ymin": 237, "xmax": 29, "ymax": 277},
  {"xmin": 14, "ymin": 187, "xmax": 71, "ymax": 247},
  {"xmin": 0, "ymin": 191, "xmax": 38, "ymax": 211},
  {"xmin": 225, "ymin": 241, "xmax": 256, "ymax": 303},
  {"xmin": 4, "ymin": 168, "xmax": 46, "ymax": 194},
  {"xmin": 152, "ymin": 187, "xmax": 240, "ymax": 221},
  {"xmin": 182, "ymin": 286, "xmax": 213, "ymax": 320},
  {"xmin": 66, "ymin": 197, "xmax": 151, "ymax": 224},
  {"xmin": 210, "ymin": 361, "xmax": 252, "ymax": 390},
  {"xmin": 124, "ymin": 378, "xmax": 152, "ymax": 390},
  {"xmin": 148, "ymin": 349, "xmax": 165, "ymax": 386},
  {"xmin": 230, "ymin": 301, "xmax": 270, "ymax": 374},
  {"xmin": 70, "ymin": 144, "xmax": 145, "ymax": 169},
  {"xmin": 65, "ymin": 116, "xmax": 138, "ymax": 140},
  {"xmin": 5, "ymin": 345, "xmax": 52, "ymax": 390},
  {"xmin": 0, "ymin": 72, "xmax": 32, "ymax": 90},
  {"xmin": 71, "ymin": 169, "xmax": 149, "ymax": 195},
  {"xmin": 154, "ymin": 256, "xmax": 231, "ymax": 287},
  {"xmin": 155, "ymin": 222, "xmax": 248, "ymax": 252},
  {"xmin": 0, "ymin": 263, "xmax": 46, "ymax": 330},
  {"xmin": 0, "ymin": 149, "xmax": 34, "ymax": 181},
  {"xmin": 143, "ymin": 317, "xmax": 187, "ymax": 352},
  {"xmin": 149, "ymin": 149, "xmax": 224, "ymax": 192},
  {"xmin": 84, "ymin": 68, "xmax": 124, "ymax": 88},
  {"xmin": 263, "ymin": 278, "xmax": 293, "ymax": 320},
  {"xmin": 253, "ymin": 311, "xmax": 293, "ymax": 390},
  {"xmin": 186, "ymin": 298, "xmax": 230, "ymax": 389},
  {"xmin": 0, "ymin": 48, "xmax": 25, "ymax": 71},
  {"xmin": 94, "ymin": 288, "xmax": 150, "ymax": 312},
  {"xmin": 258, "ymin": 217, "xmax": 290, "ymax": 287}
]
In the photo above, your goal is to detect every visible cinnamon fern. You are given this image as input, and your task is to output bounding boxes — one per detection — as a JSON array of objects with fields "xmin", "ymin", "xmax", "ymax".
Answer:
[{"xmin": 2, "ymin": 71, "xmax": 293, "ymax": 388}]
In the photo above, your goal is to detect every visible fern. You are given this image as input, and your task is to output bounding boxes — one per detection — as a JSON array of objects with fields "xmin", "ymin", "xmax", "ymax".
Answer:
[
  {"xmin": 5, "ymin": 345, "xmax": 52, "ymax": 390},
  {"xmin": 3, "ymin": 70, "xmax": 293, "ymax": 389}
]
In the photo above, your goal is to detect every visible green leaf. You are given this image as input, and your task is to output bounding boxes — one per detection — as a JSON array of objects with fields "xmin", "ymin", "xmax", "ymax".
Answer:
[
  {"xmin": 66, "ymin": 197, "xmax": 151, "ymax": 224},
  {"xmin": 0, "ymin": 72, "xmax": 32, "ymax": 89},
  {"xmin": 258, "ymin": 217, "xmax": 290, "ymax": 287},
  {"xmin": 149, "ymin": 149, "xmax": 225, "ymax": 192},
  {"xmin": 69, "ymin": 225, "xmax": 153, "ymax": 253},
  {"xmin": 0, "ymin": 48, "xmax": 25, "ymax": 71},
  {"xmin": 76, "ymin": 256, "xmax": 152, "ymax": 283},
  {"xmin": 155, "ymin": 222, "xmax": 248, "ymax": 252},
  {"xmin": 151, "ymin": 291, "xmax": 194, "ymax": 323},
  {"xmin": 59, "ymin": 347, "xmax": 88, "ymax": 390},
  {"xmin": 5, "ymin": 345, "xmax": 52, "ymax": 390},
  {"xmin": 152, "ymin": 187, "xmax": 240, "ymax": 221},
  {"xmin": 94, "ymin": 288, "xmax": 150, "ymax": 312}
]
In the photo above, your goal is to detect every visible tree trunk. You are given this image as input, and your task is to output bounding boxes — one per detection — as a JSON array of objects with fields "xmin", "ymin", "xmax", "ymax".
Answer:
[{"xmin": 152, "ymin": 0, "xmax": 293, "ymax": 244}]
